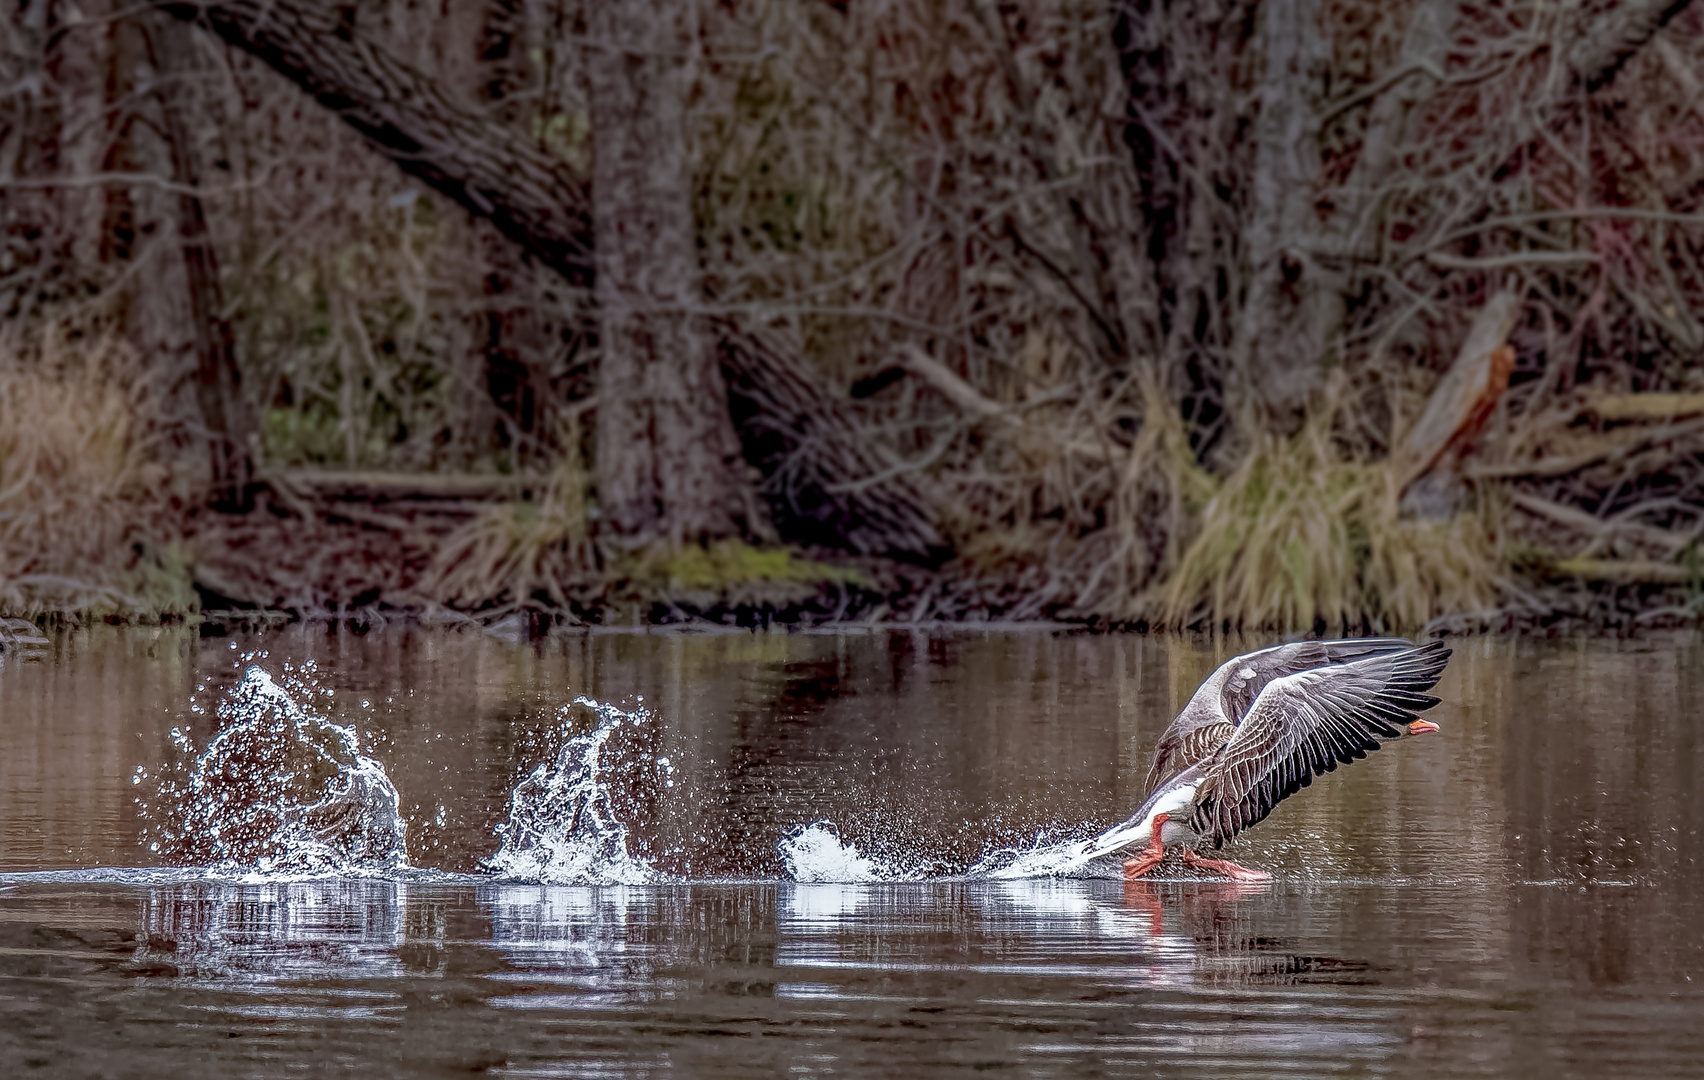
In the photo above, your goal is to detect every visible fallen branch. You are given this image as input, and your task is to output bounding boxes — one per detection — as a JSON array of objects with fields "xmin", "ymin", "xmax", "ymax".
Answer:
[
  {"xmin": 1552, "ymin": 557, "xmax": 1693, "ymax": 583},
  {"xmin": 899, "ymin": 344, "xmax": 1017, "ymax": 425},
  {"xmin": 1397, "ymin": 292, "xmax": 1521, "ymax": 489},
  {"xmin": 277, "ymin": 469, "xmax": 541, "ymax": 499},
  {"xmin": 1469, "ymin": 415, "xmax": 1704, "ymax": 479},
  {"xmin": 1509, "ymin": 491, "xmax": 1693, "ymax": 555},
  {"xmin": 1583, "ymin": 394, "xmax": 1704, "ymax": 422},
  {"xmin": 1425, "ymin": 251, "xmax": 1598, "ymax": 270}
]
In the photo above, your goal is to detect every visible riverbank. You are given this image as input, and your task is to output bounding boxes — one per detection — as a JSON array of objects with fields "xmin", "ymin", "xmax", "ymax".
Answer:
[
  {"xmin": 5, "ymin": 326, "xmax": 1704, "ymax": 637},
  {"xmin": 4, "ymin": 482, "xmax": 1698, "ymax": 639}
]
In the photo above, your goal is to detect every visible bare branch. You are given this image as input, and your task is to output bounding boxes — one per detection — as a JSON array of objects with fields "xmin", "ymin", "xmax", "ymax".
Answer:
[{"xmin": 1568, "ymin": 0, "xmax": 1697, "ymax": 92}]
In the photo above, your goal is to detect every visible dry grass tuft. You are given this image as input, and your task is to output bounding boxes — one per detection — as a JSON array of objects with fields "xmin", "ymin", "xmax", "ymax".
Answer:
[
  {"xmin": 1157, "ymin": 400, "xmax": 1503, "ymax": 633},
  {"xmin": 415, "ymin": 426, "xmax": 600, "ymax": 616},
  {"xmin": 0, "ymin": 330, "xmax": 195, "ymax": 621}
]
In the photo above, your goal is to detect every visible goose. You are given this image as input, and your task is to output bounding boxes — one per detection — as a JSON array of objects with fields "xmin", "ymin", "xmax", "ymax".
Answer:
[{"xmin": 1089, "ymin": 639, "xmax": 1450, "ymax": 881}]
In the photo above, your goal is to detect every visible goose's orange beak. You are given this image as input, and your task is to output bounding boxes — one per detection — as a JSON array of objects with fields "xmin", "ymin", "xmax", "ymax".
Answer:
[{"xmin": 1407, "ymin": 719, "xmax": 1440, "ymax": 735}]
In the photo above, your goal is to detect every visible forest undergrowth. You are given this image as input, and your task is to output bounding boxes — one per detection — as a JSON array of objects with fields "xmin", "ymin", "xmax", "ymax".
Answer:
[{"xmin": 8, "ymin": 0, "xmax": 1704, "ymax": 634}]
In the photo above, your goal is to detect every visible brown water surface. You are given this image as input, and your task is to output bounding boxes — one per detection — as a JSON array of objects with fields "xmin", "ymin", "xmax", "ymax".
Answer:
[{"xmin": 1, "ymin": 627, "xmax": 1700, "ymax": 1077}]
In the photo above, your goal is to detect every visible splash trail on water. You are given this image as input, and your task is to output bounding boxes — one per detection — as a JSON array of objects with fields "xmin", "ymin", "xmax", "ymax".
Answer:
[
  {"xmin": 779, "ymin": 823, "xmax": 915, "ymax": 883},
  {"xmin": 137, "ymin": 666, "xmax": 407, "ymax": 877},
  {"xmin": 135, "ymin": 668, "xmax": 1147, "ymax": 885}
]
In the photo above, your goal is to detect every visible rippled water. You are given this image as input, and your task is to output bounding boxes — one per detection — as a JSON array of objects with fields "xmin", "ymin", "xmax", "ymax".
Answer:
[{"xmin": 2, "ymin": 626, "xmax": 1701, "ymax": 1076}]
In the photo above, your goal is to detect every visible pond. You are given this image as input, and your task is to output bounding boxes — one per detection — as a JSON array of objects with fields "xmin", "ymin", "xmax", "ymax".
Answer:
[{"xmin": 1, "ymin": 626, "xmax": 1700, "ymax": 1077}]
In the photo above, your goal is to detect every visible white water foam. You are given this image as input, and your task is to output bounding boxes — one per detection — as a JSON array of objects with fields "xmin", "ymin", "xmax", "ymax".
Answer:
[
  {"xmin": 775, "ymin": 820, "xmax": 1139, "ymax": 883},
  {"xmin": 132, "ymin": 667, "xmax": 1171, "ymax": 886},
  {"xmin": 778, "ymin": 823, "xmax": 910, "ymax": 883},
  {"xmin": 967, "ymin": 836, "xmax": 1125, "ymax": 880},
  {"xmin": 137, "ymin": 665, "xmax": 407, "ymax": 877},
  {"xmin": 484, "ymin": 698, "xmax": 665, "ymax": 885}
]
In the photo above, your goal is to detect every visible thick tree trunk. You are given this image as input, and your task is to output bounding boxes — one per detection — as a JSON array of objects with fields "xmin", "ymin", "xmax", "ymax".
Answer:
[
  {"xmin": 149, "ymin": 15, "xmax": 257, "ymax": 507},
  {"xmin": 158, "ymin": 0, "xmax": 941, "ymax": 558},
  {"xmin": 585, "ymin": 0, "xmax": 761, "ymax": 545},
  {"xmin": 1112, "ymin": 0, "xmax": 1246, "ymax": 448},
  {"xmin": 159, "ymin": 0, "xmax": 596, "ymax": 287},
  {"xmin": 1226, "ymin": 0, "xmax": 1328, "ymax": 426}
]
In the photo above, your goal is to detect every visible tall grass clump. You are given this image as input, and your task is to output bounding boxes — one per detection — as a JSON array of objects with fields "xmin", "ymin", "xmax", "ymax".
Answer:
[
  {"xmin": 0, "ymin": 331, "xmax": 195, "ymax": 622},
  {"xmin": 416, "ymin": 423, "xmax": 600, "ymax": 616},
  {"xmin": 1158, "ymin": 404, "xmax": 1503, "ymax": 632}
]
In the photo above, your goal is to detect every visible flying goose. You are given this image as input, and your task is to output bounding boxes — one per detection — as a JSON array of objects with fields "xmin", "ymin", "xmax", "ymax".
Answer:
[{"xmin": 1091, "ymin": 639, "xmax": 1450, "ymax": 881}]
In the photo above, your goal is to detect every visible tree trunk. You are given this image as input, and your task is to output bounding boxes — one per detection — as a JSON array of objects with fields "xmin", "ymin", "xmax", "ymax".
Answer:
[
  {"xmin": 1112, "ymin": 0, "xmax": 1247, "ymax": 446},
  {"xmin": 159, "ymin": 0, "xmax": 941, "ymax": 558},
  {"xmin": 149, "ymin": 15, "xmax": 257, "ymax": 507},
  {"xmin": 1226, "ymin": 0, "xmax": 1328, "ymax": 427},
  {"xmin": 585, "ymin": 0, "xmax": 760, "ymax": 545},
  {"xmin": 160, "ymin": 0, "xmax": 596, "ymax": 287}
]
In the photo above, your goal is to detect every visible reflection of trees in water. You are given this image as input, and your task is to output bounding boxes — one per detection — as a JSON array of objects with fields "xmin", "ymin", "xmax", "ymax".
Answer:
[{"xmin": 1499, "ymin": 636, "xmax": 1704, "ymax": 988}]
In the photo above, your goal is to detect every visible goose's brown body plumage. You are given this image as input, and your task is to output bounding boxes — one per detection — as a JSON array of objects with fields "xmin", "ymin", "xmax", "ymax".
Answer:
[{"xmin": 1112, "ymin": 638, "xmax": 1450, "ymax": 881}]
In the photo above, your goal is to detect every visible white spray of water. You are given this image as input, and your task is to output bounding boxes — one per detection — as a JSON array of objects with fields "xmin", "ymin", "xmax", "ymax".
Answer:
[
  {"xmin": 778, "ymin": 823, "xmax": 911, "ymax": 883},
  {"xmin": 966, "ymin": 836, "xmax": 1126, "ymax": 880},
  {"xmin": 485, "ymin": 698, "xmax": 665, "ymax": 885},
  {"xmin": 139, "ymin": 666, "xmax": 407, "ymax": 876}
]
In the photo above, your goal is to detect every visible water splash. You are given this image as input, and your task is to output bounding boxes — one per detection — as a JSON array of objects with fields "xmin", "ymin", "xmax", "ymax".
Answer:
[
  {"xmin": 138, "ymin": 666, "xmax": 407, "ymax": 876},
  {"xmin": 967, "ymin": 835, "xmax": 1126, "ymax": 880},
  {"xmin": 778, "ymin": 823, "xmax": 909, "ymax": 883},
  {"xmin": 485, "ymin": 698, "xmax": 665, "ymax": 885}
]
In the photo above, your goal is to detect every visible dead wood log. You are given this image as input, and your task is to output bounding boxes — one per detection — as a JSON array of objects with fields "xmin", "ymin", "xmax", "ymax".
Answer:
[
  {"xmin": 159, "ymin": 0, "xmax": 940, "ymax": 559},
  {"xmin": 1396, "ymin": 292, "xmax": 1520, "ymax": 490}
]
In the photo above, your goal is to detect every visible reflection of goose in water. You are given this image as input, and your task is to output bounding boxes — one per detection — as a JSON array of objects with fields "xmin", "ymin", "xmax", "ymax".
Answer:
[{"xmin": 1102, "ymin": 638, "xmax": 1451, "ymax": 881}]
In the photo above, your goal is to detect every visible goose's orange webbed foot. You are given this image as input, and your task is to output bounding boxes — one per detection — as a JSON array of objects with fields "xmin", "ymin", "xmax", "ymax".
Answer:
[{"xmin": 1182, "ymin": 848, "xmax": 1271, "ymax": 882}]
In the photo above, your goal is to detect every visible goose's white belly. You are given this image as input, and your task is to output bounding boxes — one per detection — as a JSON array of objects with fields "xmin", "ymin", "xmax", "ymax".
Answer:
[{"xmin": 1079, "ymin": 777, "xmax": 1202, "ymax": 862}]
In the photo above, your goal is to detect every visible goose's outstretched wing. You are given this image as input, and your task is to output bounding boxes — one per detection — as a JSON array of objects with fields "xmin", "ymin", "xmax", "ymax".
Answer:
[
  {"xmin": 1187, "ymin": 641, "xmax": 1451, "ymax": 847},
  {"xmin": 1144, "ymin": 638, "xmax": 1416, "ymax": 795}
]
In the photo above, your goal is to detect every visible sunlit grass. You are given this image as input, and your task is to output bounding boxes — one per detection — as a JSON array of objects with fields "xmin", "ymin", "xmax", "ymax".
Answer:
[
  {"xmin": 0, "ymin": 331, "xmax": 196, "ymax": 622},
  {"xmin": 1156, "ymin": 408, "xmax": 1502, "ymax": 632}
]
